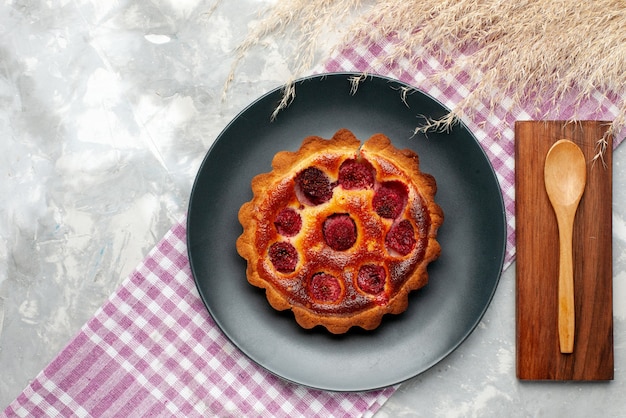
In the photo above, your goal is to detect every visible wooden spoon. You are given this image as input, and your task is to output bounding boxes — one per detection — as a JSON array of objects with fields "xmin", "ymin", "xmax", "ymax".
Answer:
[{"xmin": 544, "ymin": 139, "xmax": 587, "ymax": 354}]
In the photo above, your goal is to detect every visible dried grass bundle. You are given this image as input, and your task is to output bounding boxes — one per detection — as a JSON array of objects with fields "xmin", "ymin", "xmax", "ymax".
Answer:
[{"xmin": 227, "ymin": 0, "xmax": 626, "ymax": 147}]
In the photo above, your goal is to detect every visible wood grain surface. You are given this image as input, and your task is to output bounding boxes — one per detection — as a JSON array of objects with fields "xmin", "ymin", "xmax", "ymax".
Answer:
[{"xmin": 515, "ymin": 120, "xmax": 613, "ymax": 380}]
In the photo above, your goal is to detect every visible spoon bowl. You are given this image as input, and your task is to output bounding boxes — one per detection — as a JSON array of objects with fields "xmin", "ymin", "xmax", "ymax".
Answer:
[{"xmin": 544, "ymin": 139, "xmax": 587, "ymax": 354}]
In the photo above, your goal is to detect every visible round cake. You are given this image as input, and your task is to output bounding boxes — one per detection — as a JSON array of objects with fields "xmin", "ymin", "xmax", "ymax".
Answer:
[{"xmin": 236, "ymin": 129, "xmax": 443, "ymax": 333}]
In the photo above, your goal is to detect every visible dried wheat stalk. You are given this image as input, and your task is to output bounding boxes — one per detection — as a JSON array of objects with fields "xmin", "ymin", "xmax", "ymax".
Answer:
[{"xmin": 225, "ymin": 0, "xmax": 626, "ymax": 151}]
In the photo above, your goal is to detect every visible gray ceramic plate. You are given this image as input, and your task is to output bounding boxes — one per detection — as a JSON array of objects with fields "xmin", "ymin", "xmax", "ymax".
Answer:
[{"xmin": 187, "ymin": 73, "xmax": 506, "ymax": 392}]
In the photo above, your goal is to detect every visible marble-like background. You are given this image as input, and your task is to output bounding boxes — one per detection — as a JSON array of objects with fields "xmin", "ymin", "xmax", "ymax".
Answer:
[
  {"xmin": 0, "ymin": 0, "xmax": 291, "ymax": 405},
  {"xmin": 1, "ymin": 1, "xmax": 625, "ymax": 416}
]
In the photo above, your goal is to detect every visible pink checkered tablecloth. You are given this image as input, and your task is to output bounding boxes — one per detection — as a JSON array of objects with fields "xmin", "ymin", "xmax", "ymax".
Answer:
[
  {"xmin": 323, "ymin": 37, "xmax": 624, "ymax": 269},
  {"xmin": 3, "ymin": 222, "xmax": 394, "ymax": 417},
  {"xmin": 3, "ymin": 35, "xmax": 623, "ymax": 417}
]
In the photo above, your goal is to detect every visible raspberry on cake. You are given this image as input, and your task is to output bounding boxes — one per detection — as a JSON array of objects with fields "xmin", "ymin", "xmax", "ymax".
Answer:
[{"xmin": 236, "ymin": 128, "xmax": 443, "ymax": 334}]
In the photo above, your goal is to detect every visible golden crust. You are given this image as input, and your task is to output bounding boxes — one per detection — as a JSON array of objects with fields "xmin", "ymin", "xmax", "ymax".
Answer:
[{"xmin": 236, "ymin": 129, "xmax": 443, "ymax": 334}]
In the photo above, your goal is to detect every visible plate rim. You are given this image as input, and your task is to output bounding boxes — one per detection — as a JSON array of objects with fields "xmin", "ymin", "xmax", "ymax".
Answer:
[{"xmin": 186, "ymin": 71, "xmax": 507, "ymax": 392}]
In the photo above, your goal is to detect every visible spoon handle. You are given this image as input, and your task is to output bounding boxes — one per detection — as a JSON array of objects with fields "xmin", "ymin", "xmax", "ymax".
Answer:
[{"xmin": 556, "ymin": 210, "xmax": 575, "ymax": 353}]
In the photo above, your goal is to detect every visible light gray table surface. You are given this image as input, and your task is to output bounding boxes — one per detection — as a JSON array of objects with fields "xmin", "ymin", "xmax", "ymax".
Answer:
[{"xmin": 1, "ymin": 1, "xmax": 625, "ymax": 416}]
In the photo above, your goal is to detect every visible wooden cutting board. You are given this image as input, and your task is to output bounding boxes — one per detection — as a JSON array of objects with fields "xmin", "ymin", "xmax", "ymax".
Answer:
[{"xmin": 515, "ymin": 120, "xmax": 613, "ymax": 380}]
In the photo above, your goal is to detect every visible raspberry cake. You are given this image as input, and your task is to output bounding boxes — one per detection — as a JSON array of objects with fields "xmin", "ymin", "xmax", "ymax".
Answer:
[{"xmin": 236, "ymin": 129, "xmax": 443, "ymax": 333}]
